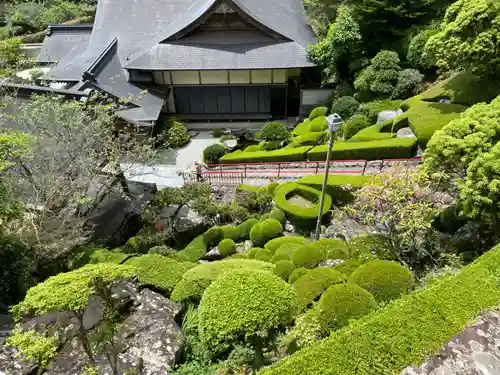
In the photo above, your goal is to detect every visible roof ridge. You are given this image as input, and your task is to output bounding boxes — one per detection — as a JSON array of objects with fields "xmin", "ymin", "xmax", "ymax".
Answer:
[
  {"xmin": 82, "ymin": 38, "xmax": 118, "ymax": 82},
  {"xmin": 45, "ymin": 24, "xmax": 94, "ymax": 36}
]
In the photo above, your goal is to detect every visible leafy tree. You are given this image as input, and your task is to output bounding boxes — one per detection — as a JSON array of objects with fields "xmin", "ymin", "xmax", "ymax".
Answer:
[
  {"xmin": 425, "ymin": 0, "xmax": 500, "ymax": 76},
  {"xmin": 393, "ymin": 69, "xmax": 424, "ymax": 99},
  {"xmin": 407, "ymin": 26, "xmax": 439, "ymax": 70},
  {"xmin": 11, "ymin": 263, "xmax": 135, "ymax": 374},
  {"xmin": 343, "ymin": 166, "xmax": 441, "ymax": 271},
  {"xmin": 256, "ymin": 122, "xmax": 289, "ymax": 142},
  {"xmin": 330, "ymin": 96, "xmax": 360, "ymax": 120},
  {"xmin": 308, "ymin": 5, "xmax": 364, "ymax": 80},
  {"xmin": 354, "ymin": 50, "xmax": 401, "ymax": 99},
  {"xmin": 161, "ymin": 118, "xmax": 190, "ymax": 148}
]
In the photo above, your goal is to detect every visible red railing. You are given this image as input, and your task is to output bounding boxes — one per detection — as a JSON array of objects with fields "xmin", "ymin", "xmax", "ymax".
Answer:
[{"xmin": 182, "ymin": 171, "xmax": 244, "ymax": 185}]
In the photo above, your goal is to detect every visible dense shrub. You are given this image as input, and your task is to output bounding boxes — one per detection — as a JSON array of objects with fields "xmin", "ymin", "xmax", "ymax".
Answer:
[
  {"xmin": 271, "ymin": 243, "xmax": 306, "ymax": 263},
  {"xmin": 257, "ymin": 122, "xmax": 290, "ymax": 142},
  {"xmin": 124, "ymin": 231, "xmax": 171, "ymax": 254},
  {"xmin": 393, "ymin": 69, "xmax": 424, "ymax": 99},
  {"xmin": 297, "ymin": 174, "xmax": 372, "ymax": 203},
  {"xmin": 314, "ymin": 238, "xmax": 351, "ymax": 260},
  {"xmin": 125, "ymin": 254, "xmax": 194, "ymax": 295},
  {"xmin": 265, "ymin": 236, "xmax": 310, "ymax": 254},
  {"xmin": 171, "ymin": 259, "xmax": 272, "ymax": 302},
  {"xmin": 288, "ymin": 268, "xmax": 309, "ymax": 284},
  {"xmin": 247, "ymin": 247, "xmax": 263, "ymax": 259},
  {"xmin": 348, "ymin": 260, "xmax": 413, "ymax": 302},
  {"xmin": 359, "ymin": 100, "xmax": 403, "ymax": 123},
  {"xmin": 259, "ymin": 245, "xmax": 500, "ymax": 375},
  {"xmin": 407, "ymin": 26, "xmax": 439, "ymax": 70},
  {"xmin": 220, "ymin": 146, "xmax": 312, "ymax": 163},
  {"xmin": 237, "ymin": 219, "xmax": 259, "ymax": 239},
  {"xmin": 161, "ymin": 118, "xmax": 190, "ymax": 148},
  {"xmin": 219, "ymin": 225, "xmax": 240, "ymax": 241},
  {"xmin": 212, "ymin": 128, "xmax": 222, "ymax": 137},
  {"xmin": 236, "ymin": 184, "xmax": 260, "ymax": 193},
  {"xmin": 148, "ymin": 245, "xmax": 176, "ymax": 256},
  {"xmin": 314, "ymin": 283, "xmax": 376, "ymax": 330},
  {"xmin": 307, "ymin": 138, "xmax": 418, "ymax": 161},
  {"xmin": 331, "ymin": 96, "xmax": 360, "ymax": 120},
  {"xmin": 255, "ymin": 248, "xmax": 273, "ymax": 262},
  {"xmin": 341, "ymin": 114, "xmax": 370, "ymax": 139},
  {"xmin": 203, "ymin": 143, "xmax": 226, "ymax": 164},
  {"xmin": 0, "ymin": 37, "xmax": 22, "ymax": 69},
  {"xmin": 354, "ymin": 51, "xmax": 401, "ymax": 99},
  {"xmin": 292, "ymin": 268, "xmax": 346, "ymax": 309},
  {"xmin": 244, "ymin": 144, "xmax": 260, "ymax": 152},
  {"xmin": 274, "ymin": 260, "xmax": 296, "ymax": 280},
  {"xmin": 348, "ymin": 234, "xmax": 394, "ymax": 260},
  {"xmin": 198, "ymin": 269, "xmax": 297, "ymax": 350},
  {"xmin": 333, "ymin": 258, "xmax": 366, "ymax": 276},
  {"xmin": 203, "ymin": 227, "xmax": 223, "ymax": 247},
  {"xmin": 348, "ymin": 125, "xmax": 395, "ymax": 142},
  {"xmin": 258, "ymin": 141, "xmax": 280, "ymax": 151},
  {"xmin": 292, "ymin": 244, "xmax": 326, "ymax": 269},
  {"xmin": 219, "ymin": 239, "xmax": 236, "ymax": 257},
  {"xmin": 288, "ymin": 132, "xmax": 324, "ymax": 147},
  {"xmin": 291, "ymin": 119, "xmax": 311, "ymax": 136},
  {"xmin": 274, "ymin": 183, "xmax": 332, "ymax": 221},
  {"xmin": 309, "ymin": 106, "xmax": 328, "ymax": 120}
]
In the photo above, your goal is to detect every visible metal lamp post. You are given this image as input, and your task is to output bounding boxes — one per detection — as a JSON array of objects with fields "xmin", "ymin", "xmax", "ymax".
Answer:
[{"xmin": 314, "ymin": 113, "xmax": 344, "ymax": 241}]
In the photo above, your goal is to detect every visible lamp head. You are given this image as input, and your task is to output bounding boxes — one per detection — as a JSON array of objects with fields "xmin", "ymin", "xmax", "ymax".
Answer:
[{"xmin": 327, "ymin": 113, "xmax": 344, "ymax": 133}]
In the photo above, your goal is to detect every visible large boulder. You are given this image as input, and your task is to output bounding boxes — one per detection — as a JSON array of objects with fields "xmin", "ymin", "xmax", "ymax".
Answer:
[
  {"xmin": 377, "ymin": 109, "xmax": 403, "ymax": 123},
  {"xmin": 159, "ymin": 205, "xmax": 207, "ymax": 233},
  {"xmin": 402, "ymin": 311, "xmax": 500, "ymax": 375},
  {"xmin": 324, "ymin": 216, "xmax": 375, "ymax": 242}
]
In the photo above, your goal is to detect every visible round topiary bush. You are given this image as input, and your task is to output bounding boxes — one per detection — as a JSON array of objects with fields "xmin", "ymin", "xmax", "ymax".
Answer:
[
  {"xmin": 292, "ymin": 244, "xmax": 326, "ymax": 269},
  {"xmin": 333, "ymin": 259, "xmax": 366, "ymax": 277},
  {"xmin": 260, "ymin": 218, "xmax": 283, "ymax": 240},
  {"xmin": 274, "ymin": 182, "xmax": 332, "ymax": 221},
  {"xmin": 255, "ymin": 248, "xmax": 273, "ymax": 262},
  {"xmin": 237, "ymin": 218, "xmax": 259, "ymax": 240},
  {"xmin": 314, "ymin": 283, "xmax": 376, "ymax": 330},
  {"xmin": 256, "ymin": 121, "xmax": 290, "ymax": 142},
  {"xmin": 348, "ymin": 260, "xmax": 413, "ymax": 302},
  {"xmin": 269, "ymin": 208, "xmax": 286, "ymax": 224},
  {"xmin": 247, "ymin": 247, "xmax": 263, "ymax": 259},
  {"xmin": 266, "ymin": 182, "xmax": 280, "ymax": 195},
  {"xmin": 313, "ymin": 238, "xmax": 351, "ymax": 260},
  {"xmin": 341, "ymin": 114, "xmax": 370, "ymax": 139},
  {"xmin": 203, "ymin": 143, "xmax": 226, "ymax": 164},
  {"xmin": 264, "ymin": 236, "xmax": 310, "ymax": 254},
  {"xmin": 171, "ymin": 259, "xmax": 273, "ymax": 302},
  {"xmin": 309, "ymin": 106, "xmax": 328, "ymax": 120},
  {"xmin": 249, "ymin": 223, "xmax": 264, "ymax": 244},
  {"xmin": 331, "ymin": 96, "xmax": 360, "ymax": 120},
  {"xmin": 271, "ymin": 243, "xmax": 305, "ymax": 263},
  {"xmin": 274, "ymin": 260, "xmax": 295, "ymax": 280},
  {"xmin": 288, "ymin": 267, "xmax": 309, "ymax": 284},
  {"xmin": 219, "ymin": 238, "xmax": 236, "ymax": 257},
  {"xmin": 292, "ymin": 267, "xmax": 346, "ymax": 309},
  {"xmin": 198, "ymin": 269, "xmax": 297, "ymax": 350}
]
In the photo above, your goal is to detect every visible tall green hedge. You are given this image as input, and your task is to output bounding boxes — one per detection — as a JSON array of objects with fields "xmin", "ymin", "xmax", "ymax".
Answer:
[
  {"xmin": 220, "ymin": 146, "xmax": 312, "ymax": 163},
  {"xmin": 307, "ymin": 138, "xmax": 418, "ymax": 161},
  {"xmin": 259, "ymin": 245, "xmax": 500, "ymax": 375}
]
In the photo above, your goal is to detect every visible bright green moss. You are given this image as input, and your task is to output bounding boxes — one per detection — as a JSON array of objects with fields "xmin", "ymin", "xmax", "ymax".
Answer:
[
  {"xmin": 292, "ymin": 244, "xmax": 326, "ymax": 269},
  {"xmin": 265, "ymin": 236, "xmax": 311, "ymax": 254},
  {"xmin": 309, "ymin": 106, "xmax": 328, "ymax": 120},
  {"xmin": 274, "ymin": 260, "xmax": 296, "ymax": 280},
  {"xmin": 219, "ymin": 238, "xmax": 236, "ymax": 257},
  {"xmin": 247, "ymin": 247, "xmax": 263, "ymax": 259},
  {"xmin": 292, "ymin": 267, "xmax": 346, "ymax": 309},
  {"xmin": 288, "ymin": 268, "xmax": 309, "ymax": 284},
  {"xmin": 255, "ymin": 248, "xmax": 273, "ymax": 262}
]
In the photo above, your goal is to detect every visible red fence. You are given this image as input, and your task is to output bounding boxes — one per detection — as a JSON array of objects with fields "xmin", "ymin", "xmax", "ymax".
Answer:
[{"xmin": 183, "ymin": 171, "xmax": 244, "ymax": 185}]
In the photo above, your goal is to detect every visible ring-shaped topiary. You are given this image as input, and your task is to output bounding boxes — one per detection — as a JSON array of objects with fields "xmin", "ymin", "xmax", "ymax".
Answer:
[
  {"xmin": 348, "ymin": 260, "xmax": 413, "ymax": 302},
  {"xmin": 292, "ymin": 244, "xmax": 326, "ymax": 269},
  {"xmin": 274, "ymin": 260, "xmax": 296, "ymax": 280},
  {"xmin": 274, "ymin": 182, "xmax": 332, "ymax": 220},
  {"xmin": 219, "ymin": 238, "xmax": 236, "ymax": 257},
  {"xmin": 313, "ymin": 283, "xmax": 376, "ymax": 330},
  {"xmin": 198, "ymin": 269, "xmax": 297, "ymax": 351},
  {"xmin": 292, "ymin": 268, "xmax": 346, "ymax": 309}
]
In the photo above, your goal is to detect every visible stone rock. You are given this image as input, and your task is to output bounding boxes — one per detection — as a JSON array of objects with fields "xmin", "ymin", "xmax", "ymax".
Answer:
[
  {"xmin": 402, "ymin": 311, "xmax": 500, "ymax": 375},
  {"xmin": 159, "ymin": 205, "xmax": 207, "ymax": 233},
  {"xmin": 285, "ymin": 222, "xmax": 296, "ymax": 234},
  {"xmin": 203, "ymin": 246, "xmax": 222, "ymax": 260},
  {"xmin": 318, "ymin": 259, "xmax": 345, "ymax": 268},
  {"xmin": 244, "ymin": 240, "xmax": 253, "ymax": 252},
  {"xmin": 222, "ymin": 129, "xmax": 232, "ymax": 135},
  {"xmin": 187, "ymin": 131, "xmax": 199, "ymax": 138},
  {"xmin": 324, "ymin": 216, "xmax": 375, "ymax": 241},
  {"xmin": 396, "ymin": 127, "xmax": 416, "ymax": 138},
  {"xmin": 223, "ymin": 139, "xmax": 237, "ymax": 148},
  {"xmin": 0, "ymin": 315, "xmax": 37, "ymax": 375},
  {"xmin": 212, "ymin": 185, "xmax": 236, "ymax": 204},
  {"xmin": 377, "ymin": 109, "xmax": 403, "ymax": 123}
]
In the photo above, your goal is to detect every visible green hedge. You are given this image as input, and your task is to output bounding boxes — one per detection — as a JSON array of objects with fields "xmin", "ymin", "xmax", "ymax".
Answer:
[
  {"xmin": 271, "ymin": 242, "xmax": 308, "ymax": 263},
  {"xmin": 348, "ymin": 119, "xmax": 396, "ymax": 143},
  {"xmin": 307, "ymin": 138, "xmax": 418, "ymax": 161},
  {"xmin": 274, "ymin": 182, "xmax": 332, "ymax": 221},
  {"xmin": 313, "ymin": 238, "xmax": 351, "ymax": 260},
  {"xmin": 289, "ymin": 132, "xmax": 324, "ymax": 147},
  {"xmin": 171, "ymin": 259, "xmax": 273, "ymax": 302},
  {"xmin": 309, "ymin": 106, "xmax": 328, "ymax": 120},
  {"xmin": 359, "ymin": 100, "xmax": 403, "ymax": 123},
  {"xmin": 292, "ymin": 268, "xmax": 346, "ymax": 309},
  {"xmin": 259, "ymin": 245, "xmax": 500, "ymax": 375},
  {"xmin": 333, "ymin": 259, "xmax": 367, "ymax": 277},
  {"xmin": 220, "ymin": 146, "xmax": 312, "ymax": 163},
  {"xmin": 309, "ymin": 116, "xmax": 328, "ymax": 132},
  {"xmin": 247, "ymin": 247, "xmax": 264, "ymax": 259},
  {"xmin": 348, "ymin": 260, "xmax": 413, "ymax": 302},
  {"xmin": 297, "ymin": 175, "xmax": 372, "ymax": 203},
  {"xmin": 237, "ymin": 184, "xmax": 260, "ymax": 193},
  {"xmin": 125, "ymin": 254, "xmax": 195, "ymax": 295},
  {"xmin": 291, "ymin": 119, "xmax": 311, "ymax": 136},
  {"xmin": 255, "ymin": 248, "xmax": 273, "ymax": 262}
]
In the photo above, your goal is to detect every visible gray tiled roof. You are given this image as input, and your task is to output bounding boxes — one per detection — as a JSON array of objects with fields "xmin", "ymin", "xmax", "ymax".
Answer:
[{"xmin": 37, "ymin": 25, "xmax": 93, "ymax": 64}]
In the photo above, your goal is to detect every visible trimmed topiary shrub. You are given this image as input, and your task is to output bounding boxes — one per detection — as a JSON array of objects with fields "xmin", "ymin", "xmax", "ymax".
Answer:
[
  {"xmin": 297, "ymin": 174, "xmax": 372, "ymax": 203},
  {"xmin": 313, "ymin": 238, "xmax": 351, "ymax": 260},
  {"xmin": 292, "ymin": 268, "xmax": 346, "ymax": 309},
  {"xmin": 341, "ymin": 114, "xmax": 370, "ymax": 139},
  {"xmin": 333, "ymin": 258, "xmax": 366, "ymax": 277},
  {"xmin": 359, "ymin": 100, "xmax": 403, "ymax": 123},
  {"xmin": 203, "ymin": 227, "xmax": 223, "ymax": 247},
  {"xmin": 251, "ymin": 219, "xmax": 283, "ymax": 246},
  {"xmin": 125, "ymin": 254, "xmax": 195, "ymax": 295},
  {"xmin": 203, "ymin": 143, "xmax": 226, "ymax": 164},
  {"xmin": 271, "ymin": 243, "xmax": 307, "ymax": 263},
  {"xmin": 269, "ymin": 208, "xmax": 286, "ymax": 224},
  {"xmin": 265, "ymin": 236, "xmax": 310, "ymax": 254},
  {"xmin": 274, "ymin": 260, "xmax": 296, "ymax": 280},
  {"xmin": 220, "ymin": 146, "xmax": 312, "ymax": 163},
  {"xmin": 313, "ymin": 283, "xmax": 376, "ymax": 330},
  {"xmin": 255, "ymin": 248, "xmax": 273, "ymax": 262},
  {"xmin": 288, "ymin": 268, "xmax": 309, "ymax": 284},
  {"xmin": 309, "ymin": 106, "xmax": 328, "ymax": 120},
  {"xmin": 220, "ymin": 226, "xmax": 240, "ymax": 241},
  {"xmin": 162, "ymin": 118, "xmax": 190, "ymax": 148},
  {"xmin": 291, "ymin": 119, "xmax": 311, "ymax": 136},
  {"xmin": 171, "ymin": 259, "xmax": 272, "ymax": 302},
  {"xmin": 198, "ymin": 269, "xmax": 297, "ymax": 352},
  {"xmin": 308, "ymin": 116, "xmax": 328, "ymax": 132},
  {"xmin": 274, "ymin": 182, "xmax": 332, "ymax": 221},
  {"xmin": 244, "ymin": 144, "xmax": 260, "ymax": 152},
  {"xmin": 348, "ymin": 260, "xmax": 413, "ymax": 302},
  {"xmin": 331, "ymin": 96, "xmax": 360, "ymax": 120},
  {"xmin": 219, "ymin": 239, "xmax": 236, "ymax": 257},
  {"xmin": 257, "ymin": 122, "xmax": 290, "ymax": 142},
  {"xmin": 292, "ymin": 244, "xmax": 326, "ymax": 269},
  {"xmin": 237, "ymin": 184, "xmax": 260, "ymax": 193},
  {"xmin": 247, "ymin": 247, "xmax": 263, "ymax": 259},
  {"xmin": 237, "ymin": 218, "xmax": 259, "ymax": 239}
]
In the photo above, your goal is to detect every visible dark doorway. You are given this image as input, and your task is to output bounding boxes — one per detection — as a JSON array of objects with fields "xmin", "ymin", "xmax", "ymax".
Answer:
[
  {"xmin": 270, "ymin": 86, "xmax": 286, "ymax": 118},
  {"xmin": 286, "ymin": 77, "xmax": 300, "ymax": 117}
]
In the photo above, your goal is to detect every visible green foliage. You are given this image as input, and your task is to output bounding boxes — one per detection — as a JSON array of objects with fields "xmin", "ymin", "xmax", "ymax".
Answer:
[
  {"xmin": 203, "ymin": 143, "xmax": 226, "ymax": 164},
  {"xmin": 274, "ymin": 260, "xmax": 296, "ymax": 280},
  {"xmin": 407, "ymin": 26, "xmax": 439, "ymax": 70},
  {"xmin": 269, "ymin": 208, "xmax": 286, "ymax": 224},
  {"xmin": 274, "ymin": 182, "xmax": 332, "ymax": 221},
  {"xmin": 198, "ymin": 269, "xmax": 296, "ymax": 350},
  {"xmin": 288, "ymin": 268, "xmax": 309, "ymax": 284},
  {"xmin": 212, "ymin": 128, "xmax": 222, "ymax": 137},
  {"xmin": 124, "ymin": 232, "xmax": 171, "ymax": 254},
  {"xmin": 348, "ymin": 260, "xmax": 413, "ymax": 302},
  {"xmin": 219, "ymin": 238, "xmax": 236, "ymax": 257},
  {"xmin": 314, "ymin": 238, "xmax": 351, "ymax": 260},
  {"xmin": 354, "ymin": 51, "xmax": 401, "ymax": 99},
  {"xmin": 313, "ymin": 283, "xmax": 376, "ymax": 330},
  {"xmin": 260, "ymin": 245, "xmax": 500, "ymax": 375},
  {"xmin": 333, "ymin": 258, "xmax": 366, "ymax": 276},
  {"xmin": 347, "ymin": 122, "xmax": 395, "ymax": 142},
  {"xmin": 291, "ymin": 244, "xmax": 326, "ymax": 269},
  {"xmin": 297, "ymin": 174, "xmax": 372, "ymax": 203},
  {"xmin": 12, "ymin": 263, "xmax": 135, "ymax": 318},
  {"xmin": 307, "ymin": 138, "xmax": 418, "ymax": 161},
  {"xmin": 308, "ymin": 116, "xmax": 328, "ymax": 132},
  {"xmin": 5, "ymin": 328, "xmax": 58, "ymax": 369},
  {"xmin": 341, "ymin": 114, "xmax": 370, "ymax": 139},
  {"xmin": 330, "ymin": 96, "xmax": 360, "ymax": 120},
  {"xmin": 425, "ymin": 0, "xmax": 500, "ymax": 76},
  {"xmin": 124, "ymin": 254, "xmax": 194, "ymax": 295},
  {"xmin": 255, "ymin": 248, "xmax": 273, "ymax": 262},
  {"xmin": 237, "ymin": 219, "xmax": 259, "ymax": 239},
  {"xmin": 148, "ymin": 245, "xmax": 176, "ymax": 256},
  {"xmin": 171, "ymin": 259, "xmax": 272, "ymax": 302},
  {"xmin": 292, "ymin": 268, "xmax": 346, "ymax": 309},
  {"xmin": 258, "ymin": 141, "xmax": 280, "ymax": 151},
  {"xmin": 348, "ymin": 234, "xmax": 394, "ymax": 260},
  {"xmin": 393, "ymin": 69, "xmax": 424, "ymax": 99},
  {"xmin": 250, "ymin": 219, "xmax": 283, "ymax": 246},
  {"xmin": 309, "ymin": 106, "xmax": 328, "ymax": 120},
  {"xmin": 0, "ymin": 37, "xmax": 23, "ymax": 69},
  {"xmin": 161, "ymin": 118, "xmax": 190, "ymax": 148},
  {"xmin": 257, "ymin": 122, "xmax": 290, "ymax": 142},
  {"xmin": 288, "ymin": 132, "xmax": 324, "ymax": 148},
  {"xmin": 265, "ymin": 236, "xmax": 311, "ymax": 254},
  {"xmin": 236, "ymin": 184, "xmax": 260, "ymax": 193},
  {"xmin": 220, "ymin": 146, "xmax": 312, "ymax": 163},
  {"xmin": 271, "ymin": 242, "xmax": 307, "ymax": 263},
  {"xmin": 247, "ymin": 247, "xmax": 262, "ymax": 259},
  {"xmin": 359, "ymin": 99, "xmax": 403, "ymax": 123}
]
